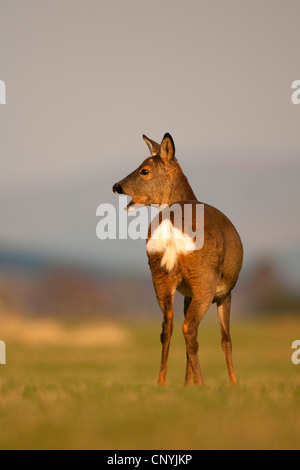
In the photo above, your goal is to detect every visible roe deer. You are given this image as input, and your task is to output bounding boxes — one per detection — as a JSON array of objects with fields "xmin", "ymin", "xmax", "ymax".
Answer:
[{"xmin": 113, "ymin": 133, "xmax": 243, "ymax": 385}]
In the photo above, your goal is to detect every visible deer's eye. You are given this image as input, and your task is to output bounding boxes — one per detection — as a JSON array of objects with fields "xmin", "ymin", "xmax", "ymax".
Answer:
[{"xmin": 140, "ymin": 169, "xmax": 149, "ymax": 176}]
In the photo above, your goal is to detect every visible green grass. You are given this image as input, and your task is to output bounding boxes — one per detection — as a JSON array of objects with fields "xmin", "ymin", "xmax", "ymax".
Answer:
[{"xmin": 0, "ymin": 315, "xmax": 300, "ymax": 449}]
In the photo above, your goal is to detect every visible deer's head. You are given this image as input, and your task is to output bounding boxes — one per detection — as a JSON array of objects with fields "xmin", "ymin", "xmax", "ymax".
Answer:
[{"xmin": 113, "ymin": 133, "xmax": 194, "ymax": 210}]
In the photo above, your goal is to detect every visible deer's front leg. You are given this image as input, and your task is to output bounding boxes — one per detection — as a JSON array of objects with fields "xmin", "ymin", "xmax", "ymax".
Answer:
[
  {"xmin": 183, "ymin": 296, "xmax": 213, "ymax": 386},
  {"xmin": 148, "ymin": 255, "xmax": 176, "ymax": 386},
  {"xmin": 158, "ymin": 303, "xmax": 174, "ymax": 386}
]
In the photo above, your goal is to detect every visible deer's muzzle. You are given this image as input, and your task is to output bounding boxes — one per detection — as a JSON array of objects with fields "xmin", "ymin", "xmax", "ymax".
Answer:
[{"xmin": 113, "ymin": 183, "xmax": 124, "ymax": 194}]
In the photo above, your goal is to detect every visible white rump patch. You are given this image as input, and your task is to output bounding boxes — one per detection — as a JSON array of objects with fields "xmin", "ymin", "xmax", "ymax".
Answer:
[{"xmin": 146, "ymin": 220, "xmax": 196, "ymax": 272}]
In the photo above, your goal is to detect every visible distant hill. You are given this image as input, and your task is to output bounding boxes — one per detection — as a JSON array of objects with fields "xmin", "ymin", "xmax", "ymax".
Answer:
[{"xmin": 0, "ymin": 247, "xmax": 299, "ymax": 319}]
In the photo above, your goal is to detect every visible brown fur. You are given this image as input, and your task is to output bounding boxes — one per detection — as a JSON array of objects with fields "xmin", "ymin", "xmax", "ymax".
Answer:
[{"xmin": 113, "ymin": 133, "xmax": 243, "ymax": 386}]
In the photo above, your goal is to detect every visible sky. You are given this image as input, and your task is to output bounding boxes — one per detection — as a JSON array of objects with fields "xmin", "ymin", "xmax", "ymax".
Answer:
[{"xmin": 0, "ymin": 0, "xmax": 299, "ymax": 277}]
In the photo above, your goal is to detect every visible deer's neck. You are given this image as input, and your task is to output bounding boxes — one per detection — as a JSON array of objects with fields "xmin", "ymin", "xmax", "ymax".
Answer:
[{"xmin": 167, "ymin": 166, "xmax": 197, "ymax": 205}]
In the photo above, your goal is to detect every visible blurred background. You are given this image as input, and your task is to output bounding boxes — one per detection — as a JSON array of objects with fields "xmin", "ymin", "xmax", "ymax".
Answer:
[{"xmin": 0, "ymin": 0, "xmax": 299, "ymax": 323}]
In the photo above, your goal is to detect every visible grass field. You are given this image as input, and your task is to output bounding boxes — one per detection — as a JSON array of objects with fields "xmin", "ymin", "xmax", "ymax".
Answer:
[{"xmin": 0, "ymin": 312, "xmax": 300, "ymax": 450}]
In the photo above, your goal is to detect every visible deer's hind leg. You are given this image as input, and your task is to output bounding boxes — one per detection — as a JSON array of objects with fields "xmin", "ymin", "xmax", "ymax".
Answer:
[
  {"xmin": 184, "ymin": 297, "xmax": 193, "ymax": 386},
  {"xmin": 217, "ymin": 293, "xmax": 237, "ymax": 385}
]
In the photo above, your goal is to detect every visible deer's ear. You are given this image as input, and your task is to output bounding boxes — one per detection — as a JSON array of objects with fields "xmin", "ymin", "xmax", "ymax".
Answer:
[
  {"xmin": 142, "ymin": 135, "xmax": 160, "ymax": 156},
  {"xmin": 160, "ymin": 133, "xmax": 175, "ymax": 164}
]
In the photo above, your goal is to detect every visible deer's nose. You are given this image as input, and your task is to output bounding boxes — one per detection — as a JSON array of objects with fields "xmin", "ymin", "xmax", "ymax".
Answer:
[{"xmin": 113, "ymin": 183, "xmax": 124, "ymax": 194}]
